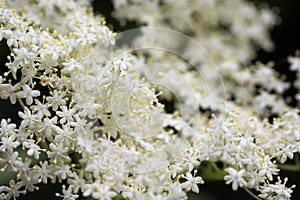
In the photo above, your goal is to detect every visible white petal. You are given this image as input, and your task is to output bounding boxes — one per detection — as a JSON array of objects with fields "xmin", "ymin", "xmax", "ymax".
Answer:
[
  {"xmin": 186, "ymin": 172, "xmax": 193, "ymax": 180},
  {"xmin": 191, "ymin": 184, "xmax": 199, "ymax": 193}
]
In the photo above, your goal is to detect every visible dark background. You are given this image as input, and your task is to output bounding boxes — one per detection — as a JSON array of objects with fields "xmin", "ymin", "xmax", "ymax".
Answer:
[{"xmin": 0, "ymin": 0, "xmax": 300, "ymax": 199}]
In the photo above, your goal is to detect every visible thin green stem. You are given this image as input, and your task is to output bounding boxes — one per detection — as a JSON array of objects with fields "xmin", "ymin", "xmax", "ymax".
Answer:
[
  {"xmin": 243, "ymin": 187, "xmax": 262, "ymax": 200},
  {"xmin": 17, "ymin": 98, "xmax": 26, "ymax": 109},
  {"xmin": 210, "ymin": 162, "xmax": 223, "ymax": 174},
  {"xmin": 200, "ymin": 161, "xmax": 226, "ymax": 181},
  {"xmin": 277, "ymin": 163, "xmax": 300, "ymax": 172}
]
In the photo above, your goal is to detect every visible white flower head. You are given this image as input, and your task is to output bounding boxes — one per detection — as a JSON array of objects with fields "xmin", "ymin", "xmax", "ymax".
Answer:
[
  {"xmin": 181, "ymin": 171, "xmax": 204, "ymax": 193},
  {"xmin": 224, "ymin": 168, "xmax": 248, "ymax": 191}
]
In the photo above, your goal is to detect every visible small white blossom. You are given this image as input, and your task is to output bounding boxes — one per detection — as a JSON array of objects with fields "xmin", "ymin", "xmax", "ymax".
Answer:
[
  {"xmin": 62, "ymin": 58, "xmax": 84, "ymax": 73},
  {"xmin": 30, "ymin": 99, "xmax": 51, "ymax": 118},
  {"xmin": 288, "ymin": 56, "xmax": 300, "ymax": 71},
  {"xmin": 276, "ymin": 145, "xmax": 295, "ymax": 163},
  {"xmin": 17, "ymin": 84, "xmax": 40, "ymax": 105},
  {"xmin": 259, "ymin": 178, "xmax": 295, "ymax": 200},
  {"xmin": 32, "ymin": 161, "xmax": 51, "ymax": 184},
  {"xmin": 56, "ymin": 185, "xmax": 79, "ymax": 200},
  {"xmin": 114, "ymin": 56, "xmax": 133, "ymax": 70},
  {"xmin": 18, "ymin": 108, "xmax": 38, "ymax": 129},
  {"xmin": 224, "ymin": 168, "xmax": 247, "ymax": 191},
  {"xmin": 56, "ymin": 106, "xmax": 76, "ymax": 124},
  {"xmin": 83, "ymin": 181, "xmax": 117, "ymax": 200},
  {"xmin": 23, "ymin": 139, "xmax": 43, "ymax": 159},
  {"xmin": 181, "ymin": 172, "xmax": 204, "ymax": 193},
  {"xmin": 0, "ymin": 119, "xmax": 17, "ymax": 136},
  {"xmin": 46, "ymin": 90, "xmax": 66, "ymax": 111},
  {"xmin": 47, "ymin": 143, "xmax": 69, "ymax": 163},
  {"xmin": 0, "ymin": 135, "xmax": 20, "ymax": 152}
]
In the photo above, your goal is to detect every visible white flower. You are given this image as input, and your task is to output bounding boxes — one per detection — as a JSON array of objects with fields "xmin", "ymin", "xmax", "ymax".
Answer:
[
  {"xmin": 23, "ymin": 139, "xmax": 43, "ymax": 159},
  {"xmin": 67, "ymin": 171, "xmax": 84, "ymax": 193},
  {"xmin": 13, "ymin": 47, "xmax": 35, "ymax": 66},
  {"xmin": 83, "ymin": 181, "xmax": 116, "ymax": 200},
  {"xmin": 5, "ymin": 29, "xmax": 22, "ymax": 47},
  {"xmin": 39, "ymin": 52, "xmax": 59, "ymax": 73},
  {"xmin": 224, "ymin": 168, "xmax": 247, "ymax": 191},
  {"xmin": 114, "ymin": 56, "xmax": 133, "ymax": 70},
  {"xmin": 259, "ymin": 178, "xmax": 295, "ymax": 200},
  {"xmin": 56, "ymin": 106, "xmax": 76, "ymax": 124},
  {"xmin": 276, "ymin": 144, "xmax": 295, "ymax": 163},
  {"xmin": 46, "ymin": 90, "xmax": 66, "ymax": 111},
  {"xmin": 62, "ymin": 58, "xmax": 83, "ymax": 73},
  {"xmin": 167, "ymin": 182, "xmax": 186, "ymax": 199},
  {"xmin": 170, "ymin": 163, "xmax": 183, "ymax": 178},
  {"xmin": 56, "ymin": 185, "xmax": 79, "ymax": 200},
  {"xmin": 32, "ymin": 161, "xmax": 51, "ymax": 184},
  {"xmin": 30, "ymin": 99, "xmax": 51, "ymax": 118},
  {"xmin": 184, "ymin": 149, "xmax": 201, "ymax": 172},
  {"xmin": 2, "ymin": 83, "xmax": 19, "ymax": 104},
  {"xmin": 0, "ymin": 135, "xmax": 20, "ymax": 152},
  {"xmin": 258, "ymin": 155, "xmax": 279, "ymax": 181},
  {"xmin": 1, "ymin": 179, "xmax": 23, "ymax": 199},
  {"xmin": 17, "ymin": 84, "xmax": 40, "ymax": 105},
  {"xmin": 288, "ymin": 56, "xmax": 300, "ymax": 71},
  {"xmin": 53, "ymin": 125, "xmax": 75, "ymax": 146},
  {"xmin": 47, "ymin": 143, "xmax": 69, "ymax": 163},
  {"xmin": 0, "ymin": 119, "xmax": 17, "ymax": 136},
  {"xmin": 18, "ymin": 108, "xmax": 38, "ymax": 129},
  {"xmin": 0, "ymin": 76, "xmax": 11, "ymax": 99},
  {"xmin": 181, "ymin": 172, "xmax": 204, "ymax": 193},
  {"xmin": 0, "ymin": 151, "xmax": 21, "ymax": 171},
  {"xmin": 54, "ymin": 164, "xmax": 71, "ymax": 180}
]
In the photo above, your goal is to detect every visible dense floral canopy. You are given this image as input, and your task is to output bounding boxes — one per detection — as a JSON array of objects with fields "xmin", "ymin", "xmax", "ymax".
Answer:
[{"xmin": 0, "ymin": 0, "xmax": 299, "ymax": 199}]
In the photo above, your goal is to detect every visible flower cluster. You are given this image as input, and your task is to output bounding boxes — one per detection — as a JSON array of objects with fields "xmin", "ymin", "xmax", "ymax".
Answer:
[{"xmin": 0, "ymin": 0, "xmax": 299, "ymax": 200}]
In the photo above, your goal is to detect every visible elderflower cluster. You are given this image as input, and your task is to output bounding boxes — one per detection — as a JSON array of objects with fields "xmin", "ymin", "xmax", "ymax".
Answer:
[{"xmin": 0, "ymin": 0, "xmax": 299, "ymax": 200}]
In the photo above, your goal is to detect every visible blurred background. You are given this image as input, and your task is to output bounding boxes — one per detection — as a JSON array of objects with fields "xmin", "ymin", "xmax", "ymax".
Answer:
[{"xmin": 1, "ymin": 0, "xmax": 300, "ymax": 199}]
